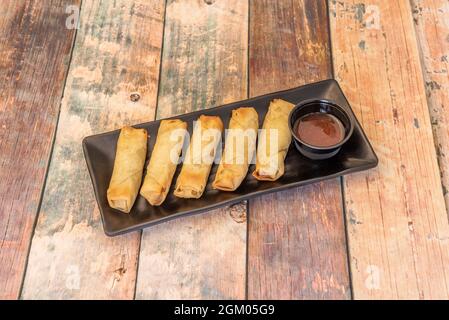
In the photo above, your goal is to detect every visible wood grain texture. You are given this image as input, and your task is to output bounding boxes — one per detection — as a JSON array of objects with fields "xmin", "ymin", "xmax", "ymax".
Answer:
[
  {"xmin": 21, "ymin": 0, "xmax": 165, "ymax": 299},
  {"xmin": 135, "ymin": 0, "xmax": 248, "ymax": 300},
  {"xmin": 0, "ymin": 0, "xmax": 79, "ymax": 300},
  {"xmin": 247, "ymin": 0, "xmax": 351, "ymax": 299},
  {"xmin": 330, "ymin": 0, "xmax": 449, "ymax": 299},
  {"xmin": 411, "ymin": 0, "xmax": 449, "ymax": 215}
]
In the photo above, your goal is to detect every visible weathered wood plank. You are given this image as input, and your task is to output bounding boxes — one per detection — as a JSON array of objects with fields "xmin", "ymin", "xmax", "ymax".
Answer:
[
  {"xmin": 21, "ymin": 0, "xmax": 165, "ymax": 299},
  {"xmin": 0, "ymin": 0, "xmax": 79, "ymax": 300},
  {"xmin": 247, "ymin": 0, "xmax": 351, "ymax": 299},
  {"xmin": 330, "ymin": 0, "xmax": 449, "ymax": 299},
  {"xmin": 135, "ymin": 0, "xmax": 248, "ymax": 300},
  {"xmin": 411, "ymin": 0, "xmax": 449, "ymax": 216}
]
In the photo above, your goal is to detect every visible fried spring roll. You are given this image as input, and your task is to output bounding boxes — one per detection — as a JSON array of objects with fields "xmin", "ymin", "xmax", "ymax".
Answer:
[
  {"xmin": 140, "ymin": 119, "xmax": 187, "ymax": 206},
  {"xmin": 107, "ymin": 126, "xmax": 148, "ymax": 213},
  {"xmin": 174, "ymin": 115, "xmax": 223, "ymax": 199},
  {"xmin": 212, "ymin": 107, "xmax": 259, "ymax": 191},
  {"xmin": 252, "ymin": 99, "xmax": 295, "ymax": 181}
]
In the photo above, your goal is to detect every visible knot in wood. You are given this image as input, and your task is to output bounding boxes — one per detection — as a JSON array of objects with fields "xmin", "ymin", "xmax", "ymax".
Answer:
[
  {"xmin": 229, "ymin": 202, "xmax": 246, "ymax": 223},
  {"xmin": 130, "ymin": 92, "xmax": 141, "ymax": 102}
]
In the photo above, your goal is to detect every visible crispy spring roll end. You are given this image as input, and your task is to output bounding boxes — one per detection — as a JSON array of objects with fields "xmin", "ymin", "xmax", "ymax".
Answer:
[
  {"xmin": 252, "ymin": 166, "xmax": 283, "ymax": 181},
  {"xmin": 107, "ymin": 199, "xmax": 129, "ymax": 213},
  {"xmin": 212, "ymin": 172, "xmax": 237, "ymax": 191},
  {"xmin": 140, "ymin": 179, "xmax": 166, "ymax": 206}
]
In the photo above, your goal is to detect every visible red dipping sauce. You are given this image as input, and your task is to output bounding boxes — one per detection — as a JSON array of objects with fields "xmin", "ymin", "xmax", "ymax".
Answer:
[{"xmin": 295, "ymin": 113, "xmax": 345, "ymax": 147}]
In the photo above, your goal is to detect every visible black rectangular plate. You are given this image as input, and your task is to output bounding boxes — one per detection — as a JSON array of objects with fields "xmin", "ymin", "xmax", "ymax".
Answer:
[{"xmin": 83, "ymin": 80, "xmax": 378, "ymax": 236}]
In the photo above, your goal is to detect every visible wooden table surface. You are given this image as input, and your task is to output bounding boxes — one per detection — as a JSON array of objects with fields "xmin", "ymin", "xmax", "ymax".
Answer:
[{"xmin": 1, "ymin": 0, "xmax": 448, "ymax": 300}]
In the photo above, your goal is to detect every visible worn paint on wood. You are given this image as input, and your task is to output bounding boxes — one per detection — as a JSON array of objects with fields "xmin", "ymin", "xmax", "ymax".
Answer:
[
  {"xmin": 137, "ymin": 202, "xmax": 247, "ymax": 299},
  {"xmin": 330, "ymin": 0, "xmax": 449, "ymax": 299},
  {"xmin": 0, "ymin": 0, "xmax": 79, "ymax": 300},
  {"xmin": 411, "ymin": 0, "xmax": 449, "ymax": 214},
  {"xmin": 247, "ymin": 0, "xmax": 351, "ymax": 299},
  {"xmin": 21, "ymin": 0, "xmax": 165, "ymax": 299},
  {"xmin": 135, "ymin": 0, "xmax": 248, "ymax": 300}
]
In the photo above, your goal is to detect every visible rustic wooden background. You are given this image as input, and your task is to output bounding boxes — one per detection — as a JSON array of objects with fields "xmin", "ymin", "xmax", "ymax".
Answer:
[{"xmin": 0, "ymin": 0, "xmax": 448, "ymax": 300}]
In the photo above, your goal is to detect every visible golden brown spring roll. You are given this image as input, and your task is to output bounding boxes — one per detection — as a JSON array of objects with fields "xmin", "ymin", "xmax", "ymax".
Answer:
[
  {"xmin": 253, "ymin": 99, "xmax": 295, "ymax": 181},
  {"xmin": 174, "ymin": 115, "xmax": 224, "ymax": 199},
  {"xmin": 212, "ymin": 107, "xmax": 259, "ymax": 191},
  {"xmin": 107, "ymin": 126, "xmax": 148, "ymax": 213},
  {"xmin": 140, "ymin": 119, "xmax": 187, "ymax": 206}
]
